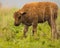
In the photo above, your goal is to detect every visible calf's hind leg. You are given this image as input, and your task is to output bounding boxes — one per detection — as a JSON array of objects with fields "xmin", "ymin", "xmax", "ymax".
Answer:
[{"xmin": 48, "ymin": 17, "xmax": 57, "ymax": 39}]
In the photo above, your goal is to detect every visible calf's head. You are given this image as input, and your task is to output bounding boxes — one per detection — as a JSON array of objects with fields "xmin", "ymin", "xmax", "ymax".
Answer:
[{"xmin": 14, "ymin": 11, "xmax": 26, "ymax": 26}]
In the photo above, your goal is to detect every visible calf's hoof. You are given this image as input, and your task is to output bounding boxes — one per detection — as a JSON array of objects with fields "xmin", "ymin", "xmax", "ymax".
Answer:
[
  {"xmin": 20, "ymin": 35, "xmax": 27, "ymax": 39},
  {"xmin": 34, "ymin": 35, "xmax": 40, "ymax": 40}
]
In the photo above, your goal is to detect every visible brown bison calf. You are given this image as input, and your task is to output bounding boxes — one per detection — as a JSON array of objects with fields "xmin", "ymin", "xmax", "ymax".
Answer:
[{"xmin": 14, "ymin": 2, "xmax": 58, "ymax": 39}]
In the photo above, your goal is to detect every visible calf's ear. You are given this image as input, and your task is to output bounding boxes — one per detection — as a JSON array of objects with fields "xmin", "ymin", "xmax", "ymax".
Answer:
[{"xmin": 20, "ymin": 11, "xmax": 26, "ymax": 15}]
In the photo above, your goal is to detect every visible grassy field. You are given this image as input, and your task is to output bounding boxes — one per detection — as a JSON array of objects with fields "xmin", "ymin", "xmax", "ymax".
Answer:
[{"xmin": 0, "ymin": 8, "xmax": 60, "ymax": 48}]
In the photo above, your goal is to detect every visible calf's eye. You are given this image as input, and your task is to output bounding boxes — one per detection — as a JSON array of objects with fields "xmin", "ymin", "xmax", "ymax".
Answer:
[{"xmin": 18, "ymin": 16, "xmax": 21, "ymax": 19}]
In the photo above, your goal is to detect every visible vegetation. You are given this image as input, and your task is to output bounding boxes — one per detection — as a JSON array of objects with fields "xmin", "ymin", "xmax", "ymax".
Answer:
[{"xmin": 0, "ymin": 8, "xmax": 60, "ymax": 48}]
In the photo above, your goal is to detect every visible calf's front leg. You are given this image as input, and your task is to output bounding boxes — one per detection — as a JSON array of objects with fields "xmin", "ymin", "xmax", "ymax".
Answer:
[
  {"xmin": 32, "ymin": 19, "xmax": 38, "ymax": 39},
  {"xmin": 32, "ymin": 24, "xmax": 37, "ymax": 36},
  {"xmin": 23, "ymin": 25, "xmax": 29, "ymax": 37}
]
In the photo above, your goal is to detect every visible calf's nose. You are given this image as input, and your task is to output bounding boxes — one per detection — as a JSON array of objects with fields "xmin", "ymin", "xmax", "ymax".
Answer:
[{"xmin": 14, "ymin": 23, "xmax": 19, "ymax": 26}]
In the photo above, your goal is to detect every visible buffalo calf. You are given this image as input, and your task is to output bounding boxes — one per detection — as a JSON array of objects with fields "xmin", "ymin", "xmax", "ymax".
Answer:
[{"xmin": 14, "ymin": 2, "xmax": 58, "ymax": 39}]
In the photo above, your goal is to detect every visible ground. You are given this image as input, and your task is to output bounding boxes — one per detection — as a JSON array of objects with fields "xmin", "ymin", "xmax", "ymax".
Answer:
[{"xmin": 0, "ymin": 8, "xmax": 60, "ymax": 48}]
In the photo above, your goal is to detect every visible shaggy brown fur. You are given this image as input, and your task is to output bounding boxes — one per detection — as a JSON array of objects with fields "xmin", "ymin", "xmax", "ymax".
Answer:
[{"xmin": 14, "ymin": 2, "xmax": 58, "ymax": 39}]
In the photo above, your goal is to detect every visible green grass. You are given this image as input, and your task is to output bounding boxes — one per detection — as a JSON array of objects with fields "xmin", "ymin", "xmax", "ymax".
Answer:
[{"xmin": 0, "ymin": 8, "xmax": 60, "ymax": 48}]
